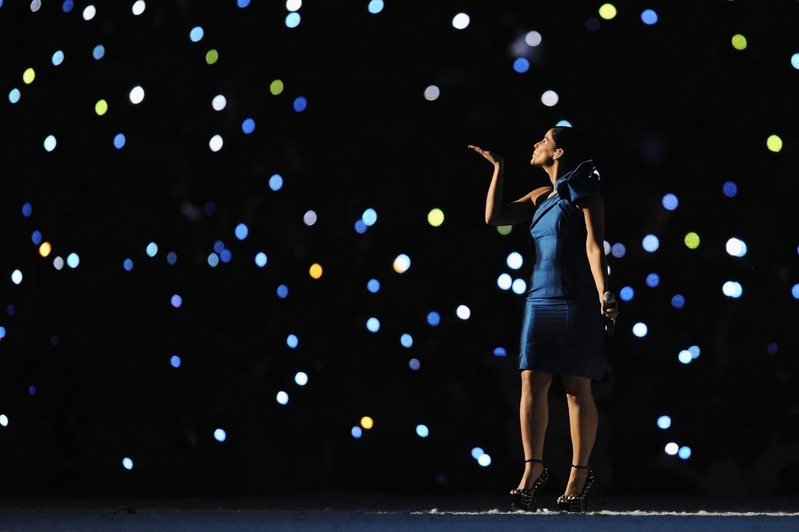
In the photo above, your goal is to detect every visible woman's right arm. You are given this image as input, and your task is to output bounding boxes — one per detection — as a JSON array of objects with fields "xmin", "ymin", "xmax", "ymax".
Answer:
[{"xmin": 468, "ymin": 145, "xmax": 541, "ymax": 226}]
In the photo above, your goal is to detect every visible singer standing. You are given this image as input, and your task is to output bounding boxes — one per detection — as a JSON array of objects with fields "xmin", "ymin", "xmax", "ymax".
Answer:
[{"xmin": 468, "ymin": 127, "xmax": 618, "ymax": 512}]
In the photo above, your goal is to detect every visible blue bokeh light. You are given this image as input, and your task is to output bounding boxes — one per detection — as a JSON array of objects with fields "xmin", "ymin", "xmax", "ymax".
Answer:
[
  {"xmin": 113, "ymin": 133, "xmax": 126, "ymax": 149},
  {"xmin": 427, "ymin": 311, "xmax": 441, "ymax": 326},
  {"xmin": 662, "ymin": 193, "xmax": 678, "ymax": 210},
  {"xmin": 190, "ymin": 27, "xmax": 204, "ymax": 42},
  {"xmin": 62, "ymin": 0, "xmax": 74, "ymax": 12},
  {"xmin": 620, "ymin": 286, "xmax": 634, "ymax": 301},
  {"xmin": 207, "ymin": 253, "xmax": 219, "ymax": 267},
  {"xmin": 293, "ymin": 96, "xmax": 307, "ymax": 112},
  {"xmin": 513, "ymin": 58, "xmax": 530, "ymax": 73},
  {"xmin": 642, "ymin": 234, "xmax": 660, "ymax": 252},
  {"xmin": 400, "ymin": 334, "xmax": 413, "ymax": 348},
  {"xmin": 641, "ymin": 9, "xmax": 658, "ymax": 25},
  {"xmin": 93, "ymin": 45, "xmax": 105, "ymax": 60},
  {"xmin": 368, "ymin": 0, "xmax": 384, "ymax": 14},
  {"xmin": 277, "ymin": 284, "xmax": 289, "ymax": 299},
  {"xmin": 269, "ymin": 174, "xmax": 283, "ymax": 191},
  {"xmin": 366, "ymin": 317, "xmax": 380, "ymax": 333},
  {"xmin": 235, "ymin": 223, "xmax": 249, "ymax": 240},
  {"xmin": 286, "ymin": 12, "xmax": 301, "ymax": 28},
  {"xmin": 632, "ymin": 323, "xmax": 648, "ymax": 338},
  {"xmin": 255, "ymin": 252, "xmax": 267, "ymax": 267},
  {"xmin": 646, "ymin": 273, "xmax": 660, "ymax": 287},
  {"xmin": 723, "ymin": 181, "xmax": 738, "ymax": 197},
  {"xmin": 123, "ymin": 259, "xmax": 134, "ymax": 271},
  {"xmin": 170, "ymin": 355, "xmax": 181, "ymax": 368},
  {"xmin": 416, "ymin": 425, "xmax": 429, "ymax": 438},
  {"xmin": 9, "ymin": 88, "xmax": 20, "ymax": 104},
  {"xmin": 287, "ymin": 334, "xmax": 298, "ymax": 348},
  {"xmin": 214, "ymin": 428, "xmax": 227, "ymax": 442},
  {"xmin": 354, "ymin": 220, "xmax": 368, "ymax": 234},
  {"xmin": 22, "ymin": 203, "xmax": 32, "ymax": 217},
  {"xmin": 52, "ymin": 50, "xmax": 65, "ymax": 66},
  {"xmin": 657, "ymin": 415, "xmax": 672, "ymax": 429},
  {"xmin": 671, "ymin": 294, "xmax": 685, "ymax": 309},
  {"xmin": 351, "ymin": 426, "xmax": 363, "ymax": 438},
  {"xmin": 362, "ymin": 208, "xmax": 377, "ymax": 226},
  {"xmin": 242, "ymin": 118, "xmax": 255, "ymax": 134},
  {"xmin": 493, "ymin": 347, "xmax": 507, "ymax": 357},
  {"xmin": 367, "ymin": 279, "xmax": 380, "ymax": 293},
  {"xmin": 32, "ymin": 230, "xmax": 42, "ymax": 245},
  {"xmin": 678, "ymin": 446, "xmax": 692, "ymax": 460}
]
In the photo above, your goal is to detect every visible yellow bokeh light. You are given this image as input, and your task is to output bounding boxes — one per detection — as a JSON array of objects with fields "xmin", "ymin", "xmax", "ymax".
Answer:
[
  {"xmin": 206, "ymin": 49, "xmax": 219, "ymax": 65},
  {"xmin": 95, "ymin": 99, "xmax": 108, "ymax": 116},
  {"xmin": 309, "ymin": 263, "xmax": 323, "ymax": 279},
  {"xmin": 598, "ymin": 3, "xmax": 617, "ymax": 20},
  {"xmin": 270, "ymin": 79, "xmax": 284, "ymax": 96},
  {"xmin": 731, "ymin": 34, "xmax": 747, "ymax": 50},
  {"xmin": 684, "ymin": 232, "xmax": 700, "ymax": 249},
  {"xmin": 360, "ymin": 416, "xmax": 374, "ymax": 430},
  {"xmin": 767, "ymin": 135, "xmax": 783, "ymax": 153},
  {"xmin": 427, "ymin": 208, "xmax": 444, "ymax": 227},
  {"xmin": 39, "ymin": 242, "xmax": 52, "ymax": 257},
  {"xmin": 497, "ymin": 226, "xmax": 512, "ymax": 235},
  {"xmin": 23, "ymin": 68, "xmax": 36, "ymax": 84}
]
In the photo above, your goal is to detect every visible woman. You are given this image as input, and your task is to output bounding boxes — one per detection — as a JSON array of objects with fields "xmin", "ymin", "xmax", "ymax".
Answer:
[{"xmin": 469, "ymin": 127, "xmax": 617, "ymax": 512}]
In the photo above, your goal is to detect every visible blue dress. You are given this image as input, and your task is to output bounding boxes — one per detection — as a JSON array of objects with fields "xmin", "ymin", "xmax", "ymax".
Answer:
[{"xmin": 518, "ymin": 160, "xmax": 608, "ymax": 381}]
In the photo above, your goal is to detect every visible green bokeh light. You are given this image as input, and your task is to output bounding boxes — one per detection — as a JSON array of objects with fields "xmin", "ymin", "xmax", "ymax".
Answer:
[
  {"xmin": 599, "ymin": 3, "xmax": 617, "ymax": 20},
  {"xmin": 767, "ymin": 135, "xmax": 783, "ymax": 153},
  {"xmin": 685, "ymin": 232, "xmax": 700, "ymax": 250},
  {"xmin": 427, "ymin": 208, "xmax": 444, "ymax": 227}
]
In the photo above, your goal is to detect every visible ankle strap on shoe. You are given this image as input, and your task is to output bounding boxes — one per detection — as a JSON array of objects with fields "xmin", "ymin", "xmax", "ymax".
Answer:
[
  {"xmin": 571, "ymin": 464, "xmax": 590, "ymax": 469},
  {"xmin": 525, "ymin": 458, "xmax": 544, "ymax": 465}
]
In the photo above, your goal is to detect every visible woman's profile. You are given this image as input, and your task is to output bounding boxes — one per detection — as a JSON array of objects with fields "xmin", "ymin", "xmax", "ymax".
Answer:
[{"xmin": 469, "ymin": 126, "xmax": 618, "ymax": 512}]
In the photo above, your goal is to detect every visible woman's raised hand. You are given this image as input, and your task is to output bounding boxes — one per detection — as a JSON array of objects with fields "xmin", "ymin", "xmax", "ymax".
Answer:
[{"xmin": 468, "ymin": 145, "xmax": 504, "ymax": 165}]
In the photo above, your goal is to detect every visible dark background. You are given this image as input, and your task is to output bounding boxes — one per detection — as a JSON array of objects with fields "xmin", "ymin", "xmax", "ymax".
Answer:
[{"xmin": 1, "ymin": 0, "xmax": 798, "ymax": 499}]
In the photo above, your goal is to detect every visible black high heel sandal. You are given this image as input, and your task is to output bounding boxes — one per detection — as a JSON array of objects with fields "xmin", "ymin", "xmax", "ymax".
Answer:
[
  {"xmin": 510, "ymin": 458, "xmax": 549, "ymax": 512},
  {"xmin": 557, "ymin": 464, "xmax": 594, "ymax": 513}
]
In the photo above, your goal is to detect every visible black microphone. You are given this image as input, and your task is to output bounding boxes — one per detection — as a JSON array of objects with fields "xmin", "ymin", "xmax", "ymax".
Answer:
[{"xmin": 603, "ymin": 291, "xmax": 616, "ymax": 337}]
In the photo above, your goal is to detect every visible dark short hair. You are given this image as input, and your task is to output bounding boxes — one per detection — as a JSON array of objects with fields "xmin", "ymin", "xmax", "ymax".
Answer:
[{"xmin": 550, "ymin": 126, "xmax": 589, "ymax": 163}]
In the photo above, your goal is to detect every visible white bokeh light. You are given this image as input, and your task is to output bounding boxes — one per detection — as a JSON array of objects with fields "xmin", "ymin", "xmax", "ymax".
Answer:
[
  {"xmin": 424, "ymin": 85, "xmax": 440, "ymax": 101},
  {"xmin": 452, "ymin": 13, "xmax": 470, "ymax": 29},
  {"xmin": 129, "ymin": 86, "xmax": 145, "ymax": 104},
  {"xmin": 541, "ymin": 90, "xmax": 559, "ymax": 107}
]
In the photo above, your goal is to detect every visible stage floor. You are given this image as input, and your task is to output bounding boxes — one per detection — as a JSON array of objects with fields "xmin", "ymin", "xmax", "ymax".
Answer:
[{"xmin": 2, "ymin": 494, "xmax": 799, "ymax": 531}]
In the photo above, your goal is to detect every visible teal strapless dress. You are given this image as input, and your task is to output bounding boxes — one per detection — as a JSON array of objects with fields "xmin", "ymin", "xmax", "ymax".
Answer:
[{"xmin": 518, "ymin": 160, "xmax": 608, "ymax": 381}]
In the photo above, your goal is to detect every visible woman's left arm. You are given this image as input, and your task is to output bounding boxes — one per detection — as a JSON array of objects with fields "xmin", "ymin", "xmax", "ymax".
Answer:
[{"xmin": 578, "ymin": 194, "xmax": 617, "ymax": 318}]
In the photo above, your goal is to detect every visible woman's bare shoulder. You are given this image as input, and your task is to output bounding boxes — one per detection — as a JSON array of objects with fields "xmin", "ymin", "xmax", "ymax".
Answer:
[{"xmin": 531, "ymin": 186, "xmax": 554, "ymax": 207}]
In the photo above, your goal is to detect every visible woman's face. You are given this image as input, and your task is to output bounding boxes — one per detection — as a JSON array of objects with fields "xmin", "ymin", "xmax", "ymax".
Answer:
[{"xmin": 530, "ymin": 129, "xmax": 559, "ymax": 166}]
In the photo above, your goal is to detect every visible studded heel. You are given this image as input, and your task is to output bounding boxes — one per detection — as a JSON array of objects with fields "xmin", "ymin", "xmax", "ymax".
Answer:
[
  {"xmin": 557, "ymin": 464, "xmax": 594, "ymax": 513},
  {"xmin": 510, "ymin": 458, "xmax": 549, "ymax": 512}
]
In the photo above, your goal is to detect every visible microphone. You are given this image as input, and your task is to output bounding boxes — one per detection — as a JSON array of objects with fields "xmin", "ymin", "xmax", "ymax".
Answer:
[{"xmin": 603, "ymin": 291, "xmax": 616, "ymax": 337}]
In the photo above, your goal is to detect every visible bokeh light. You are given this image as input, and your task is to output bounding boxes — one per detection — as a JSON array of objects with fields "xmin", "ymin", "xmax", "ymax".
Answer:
[
  {"xmin": 767, "ymin": 135, "xmax": 783, "ymax": 153},
  {"xmin": 642, "ymin": 235, "xmax": 659, "ymax": 252},
  {"xmin": 366, "ymin": 317, "xmax": 380, "ymax": 332},
  {"xmin": 401, "ymin": 334, "xmax": 413, "ymax": 348},
  {"xmin": 665, "ymin": 443, "xmax": 679, "ymax": 456},
  {"xmin": 427, "ymin": 312, "xmax": 440, "ymax": 326},
  {"xmin": 792, "ymin": 53, "xmax": 799, "ymax": 69},
  {"xmin": 456, "ymin": 305, "xmax": 471, "ymax": 320},
  {"xmin": 722, "ymin": 281, "xmax": 743, "ymax": 298},
  {"xmin": 132, "ymin": 1, "xmax": 145, "ymax": 15},
  {"xmin": 657, "ymin": 415, "xmax": 672, "ymax": 429},
  {"xmin": 44, "ymin": 135, "xmax": 57, "ymax": 152},
  {"xmin": 641, "ymin": 9, "xmax": 658, "ymax": 25},
  {"xmin": 416, "ymin": 425, "xmax": 429, "ymax": 438},
  {"xmin": 242, "ymin": 118, "xmax": 256, "ymax": 134},
  {"xmin": 684, "ymin": 232, "xmax": 700, "ymax": 249},
  {"xmin": 452, "ymin": 13, "xmax": 470, "ymax": 30},
  {"xmin": 678, "ymin": 446, "xmax": 692, "ymax": 460},
  {"xmin": 270, "ymin": 80, "xmax": 284, "ymax": 95},
  {"xmin": 525, "ymin": 31, "xmax": 542, "ymax": 46},
  {"xmin": 511, "ymin": 279, "xmax": 527, "ymax": 295},
  {"xmin": 214, "ymin": 429, "xmax": 227, "ymax": 442},
  {"xmin": 541, "ymin": 90, "xmax": 559, "ymax": 107},
  {"xmin": 506, "ymin": 252, "xmax": 523, "ymax": 270},
  {"xmin": 309, "ymin": 263, "xmax": 323, "ymax": 279},
  {"xmin": 723, "ymin": 181, "xmax": 738, "ymax": 197},
  {"xmin": 286, "ymin": 334, "xmax": 298, "ymax": 348},
  {"xmin": 206, "ymin": 49, "xmax": 219, "ymax": 64},
  {"xmin": 295, "ymin": 372, "xmax": 308, "ymax": 386},
  {"xmin": 189, "ymin": 27, "xmax": 204, "ymax": 42},
  {"xmin": 632, "ymin": 323, "xmax": 648, "ymax": 337},
  {"xmin": 599, "ymin": 3, "xmax": 617, "ymax": 20},
  {"xmin": 427, "ymin": 208, "xmax": 444, "ymax": 227},
  {"xmin": 671, "ymin": 295, "xmax": 685, "ymax": 309},
  {"xmin": 122, "ymin": 457, "xmax": 133, "ymax": 470},
  {"xmin": 285, "ymin": 12, "xmax": 301, "ymax": 28},
  {"xmin": 368, "ymin": 0, "xmax": 384, "ymax": 14},
  {"xmin": 731, "ymin": 34, "xmax": 747, "ymax": 51},
  {"xmin": 726, "ymin": 237, "xmax": 747, "ymax": 257},
  {"xmin": 276, "ymin": 391, "xmax": 289, "ymax": 405},
  {"xmin": 95, "ymin": 99, "xmax": 108, "ymax": 116},
  {"xmin": 52, "ymin": 50, "xmax": 65, "ymax": 66},
  {"xmin": 513, "ymin": 58, "xmax": 530, "ymax": 73},
  {"xmin": 646, "ymin": 273, "xmax": 660, "ymax": 287},
  {"xmin": 360, "ymin": 416, "xmax": 374, "ymax": 430},
  {"xmin": 393, "ymin": 254, "xmax": 411, "ymax": 273},
  {"xmin": 23, "ymin": 68, "xmax": 35, "ymax": 84},
  {"xmin": 620, "ymin": 286, "xmax": 634, "ymax": 301},
  {"xmin": 129, "ymin": 86, "xmax": 144, "ymax": 104},
  {"xmin": 662, "ymin": 193, "xmax": 678, "ymax": 210}
]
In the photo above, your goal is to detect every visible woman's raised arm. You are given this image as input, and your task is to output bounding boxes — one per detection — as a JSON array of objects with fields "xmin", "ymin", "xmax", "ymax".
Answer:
[{"xmin": 468, "ymin": 145, "xmax": 541, "ymax": 226}]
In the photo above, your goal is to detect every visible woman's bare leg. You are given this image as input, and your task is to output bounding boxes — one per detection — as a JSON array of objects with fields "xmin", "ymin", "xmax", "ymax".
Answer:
[
  {"xmin": 560, "ymin": 375, "xmax": 598, "ymax": 497},
  {"xmin": 514, "ymin": 370, "xmax": 553, "ymax": 491}
]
